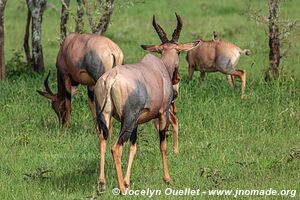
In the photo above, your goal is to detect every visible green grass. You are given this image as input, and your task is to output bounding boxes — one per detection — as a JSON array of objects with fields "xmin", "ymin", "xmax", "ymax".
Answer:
[{"xmin": 1, "ymin": 0, "xmax": 300, "ymax": 199}]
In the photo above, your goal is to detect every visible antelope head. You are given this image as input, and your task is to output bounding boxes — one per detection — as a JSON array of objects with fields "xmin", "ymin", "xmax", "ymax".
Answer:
[
  {"xmin": 142, "ymin": 13, "xmax": 199, "ymax": 95},
  {"xmin": 37, "ymin": 72, "xmax": 67, "ymax": 125},
  {"xmin": 141, "ymin": 13, "xmax": 199, "ymax": 65}
]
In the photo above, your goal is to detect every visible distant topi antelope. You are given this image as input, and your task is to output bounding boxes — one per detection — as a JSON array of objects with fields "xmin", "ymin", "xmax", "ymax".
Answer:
[
  {"xmin": 186, "ymin": 37, "xmax": 251, "ymax": 98},
  {"xmin": 37, "ymin": 33, "xmax": 124, "ymax": 127}
]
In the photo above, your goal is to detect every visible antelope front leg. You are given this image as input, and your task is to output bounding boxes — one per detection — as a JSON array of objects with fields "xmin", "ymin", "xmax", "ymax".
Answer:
[
  {"xmin": 171, "ymin": 101, "xmax": 177, "ymax": 115},
  {"xmin": 87, "ymin": 86, "xmax": 96, "ymax": 123},
  {"xmin": 168, "ymin": 111, "xmax": 179, "ymax": 154},
  {"xmin": 124, "ymin": 127, "xmax": 138, "ymax": 188},
  {"xmin": 64, "ymin": 75, "xmax": 72, "ymax": 127},
  {"xmin": 159, "ymin": 112, "xmax": 171, "ymax": 183},
  {"xmin": 200, "ymin": 71, "xmax": 206, "ymax": 82},
  {"xmin": 98, "ymin": 132, "xmax": 107, "ymax": 194},
  {"xmin": 188, "ymin": 65, "xmax": 195, "ymax": 81},
  {"xmin": 111, "ymin": 141, "xmax": 125, "ymax": 194}
]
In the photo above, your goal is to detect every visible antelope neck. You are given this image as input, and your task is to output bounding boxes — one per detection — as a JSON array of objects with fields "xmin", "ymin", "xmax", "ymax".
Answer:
[{"xmin": 160, "ymin": 51, "xmax": 178, "ymax": 80}]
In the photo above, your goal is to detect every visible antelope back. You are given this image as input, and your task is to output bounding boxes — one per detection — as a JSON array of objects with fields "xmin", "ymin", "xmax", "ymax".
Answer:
[
  {"xmin": 57, "ymin": 33, "xmax": 124, "ymax": 84},
  {"xmin": 187, "ymin": 40, "xmax": 243, "ymax": 72}
]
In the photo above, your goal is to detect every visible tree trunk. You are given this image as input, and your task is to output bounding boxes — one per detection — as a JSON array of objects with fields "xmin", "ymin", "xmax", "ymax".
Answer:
[
  {"xmin": 60, "ymin": 0, "xmax": 70, "ymax": 44},
  {"xmin": 75, "ymin": 0, "xmax": 84, "ymax": 33},
  {"xmin": 28, "ymin": 0, "xmax": 47, "ymax": 72},
  {"xmin": 82, "ymin": 0, "xmax": 96, "ymax": 33},
  {"xmin": 24, "ymin": 0, "xmax": 31, "ymax": 66},
  {"xmin": 0, "ymin": 0, "xmax": 7, "ymax": 80},
  {"xmin": 82, "ymin": 0, "xmax": 114, "ymax": 35},
  {"xmin": 95, "ymin": 0, "xmax": 114, "ymax": 35},
  {"xmin": 265, "ymin": 0, "xmax": 281, "ymax": 81}
]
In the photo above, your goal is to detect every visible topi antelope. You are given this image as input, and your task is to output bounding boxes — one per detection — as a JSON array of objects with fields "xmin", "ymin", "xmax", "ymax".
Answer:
[
  {"xmin": 93, "ymin": 13, "xmax": 199, "ymax": 194},
  {"xmin": 186, "ymin": 38, "xmax": 251, "ymax": 98},
  {"xmin": 37, "ymin": 33, "xmax": 123, "ymax": 127}
]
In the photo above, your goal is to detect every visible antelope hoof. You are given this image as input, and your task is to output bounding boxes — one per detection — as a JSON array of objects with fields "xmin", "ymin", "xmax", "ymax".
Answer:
[
  {"xmin": 65, "ymin": 122, "xmax": 70, "ymax": 128},
  {"xmin": 124, "ymin": 182, "xmax": 130, "ymax": 189},
  {"xmin": 120, "ymin": 186, "xmax": 126, "ymax": 195},
  {"xmin": 124, "ymin": 179, "xmax": 130, "ymax": 189},
  {"xmin": 163, "ymin": 177, "xmax": 172, "ymax": 184},
  {"xmin": 97, "ymin": 181, "xmax": 106, "ymax": 195}
]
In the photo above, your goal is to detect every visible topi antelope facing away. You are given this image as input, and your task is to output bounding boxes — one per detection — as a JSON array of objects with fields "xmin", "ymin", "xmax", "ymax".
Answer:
[
  {"xmin": 186, "ymin": 38, "xmax": 251, "ymax": 98},
  {"xmin": 92, "ymin": 13, "xmax": 199, "ymax": 194},
  {"xmin": 37, "ymin": 33, "xmax": 123, "ymax": 127}
]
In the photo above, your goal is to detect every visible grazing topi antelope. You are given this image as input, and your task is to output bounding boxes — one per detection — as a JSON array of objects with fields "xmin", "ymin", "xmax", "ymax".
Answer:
[
  {"xmin": 186, "ymin": 38, "xmax": 251, "ymax": 98},
  {"xmin": 93, "ymin": 13, "xmax": 199, "ymax": 194},
  {"xmin": 37, "ymin": 33, "xmax": 124, "ymax": 127}
]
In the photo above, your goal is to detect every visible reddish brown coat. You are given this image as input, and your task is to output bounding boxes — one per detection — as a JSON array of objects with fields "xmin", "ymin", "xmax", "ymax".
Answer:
[
  {"xmin": 38, "ymin": 33, "xmax": 123, "ymax": 127},
  {"xmin": 186, "ymin": 39, "xmax": 251, "ymax": 98}
]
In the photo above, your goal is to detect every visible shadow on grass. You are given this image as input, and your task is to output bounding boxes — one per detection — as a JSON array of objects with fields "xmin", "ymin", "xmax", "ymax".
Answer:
[{"xmin": 44, "ymin": 160, "xmax": 100, "ymax": 193}]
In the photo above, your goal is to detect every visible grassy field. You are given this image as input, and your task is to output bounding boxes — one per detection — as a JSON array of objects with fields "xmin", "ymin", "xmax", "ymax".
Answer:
[{"xmin": 0, "ymin": 0, "xmax": 300, "ymax": 199}]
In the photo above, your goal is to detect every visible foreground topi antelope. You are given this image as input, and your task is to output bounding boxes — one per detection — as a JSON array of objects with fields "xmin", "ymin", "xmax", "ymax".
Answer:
[
  {"xmin": 92, "ymin": 13, "xmax": 199, "ymax": 194},
  {"xmin": 186, "ymin": 37, "xmax": 251, "ymax": 98},
  {"xmin": 37, "ymin": 33, "xmax": 123, "ymax": 127}
]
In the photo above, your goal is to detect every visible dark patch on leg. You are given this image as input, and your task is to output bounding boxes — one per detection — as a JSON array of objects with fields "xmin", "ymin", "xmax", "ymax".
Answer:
[
  {"xmin": 88, "ymin": 88, "xmax": 94, "ymax": 102},
  {"xmin": 130, "ymin": 127, "xmax": 138, "ymax": 145},
  {"xmin": 165, "ymin": 111, "xmax": 170, "ymax": 136},
  {"xmin": 79, "ymin": 50, "xmax": 105, "ymax": 82},
  {"xmin": 118, "ymin": 129, "xmax": 132, "ymax": 145},
  {"xmin": 65, "ymin": 91, "xmax": 71, "ymax": 100},
  {"xmin": 166, "ymin": 111, "xmax": 170, "ymax": 126},
  {"xmin": 95, "ymin": 96, "xmax": 109, "ymax": 140},
  {"xmin": 159, "ymin": 128, "xmax": 167, "ymax": 143},
  {"xmin": 159, "ymin": 111, "xmax": 169, "ymax": 141}
]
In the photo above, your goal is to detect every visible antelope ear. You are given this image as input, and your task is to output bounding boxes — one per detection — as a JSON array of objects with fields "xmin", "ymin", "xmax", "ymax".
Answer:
[
  {"xmin": 177, "ymin": 40, "xmax": 200, "ymax": 52},
  {"xmin": 37, "ymin": 90, "xmax": 56, "ymax": 100},
  {"xmin": 141, "ymin": 45, "xmax": 162, "ymax": 53}
]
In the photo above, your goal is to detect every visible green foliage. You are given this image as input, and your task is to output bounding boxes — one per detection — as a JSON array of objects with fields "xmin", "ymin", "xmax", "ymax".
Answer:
[
  {"xmin": 5, "ymin": 50, "xmax": 32, "ymax": 78},
  {"xmin": 0, "ymin": 0, "xmax": 299, "ymax": 199}
]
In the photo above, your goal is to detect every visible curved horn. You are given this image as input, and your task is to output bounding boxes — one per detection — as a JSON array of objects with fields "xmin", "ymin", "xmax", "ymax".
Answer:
[
  {"xmin": 152, "ymin": 15, "xmax": 169, "ymax": 43},
  {"xmin": 44, "ymin": 71, "xmax": 54, "ymax": 95},
  {"xmin": 171, "ymin": 13, "xmax": 183, "ymax": 43}
]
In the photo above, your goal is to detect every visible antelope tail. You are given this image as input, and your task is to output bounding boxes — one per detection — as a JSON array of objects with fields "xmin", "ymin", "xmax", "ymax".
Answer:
[
  {"xmin": 240, "ymin": 49, "xmax": 252, "ymax": 56},
  {"xmin": 112, "ymin": 54, "xmax": 116, "ymax": 67},
  {"xmin": 95, "ymin": 73, "xmax": 117, "ymax": 139}
]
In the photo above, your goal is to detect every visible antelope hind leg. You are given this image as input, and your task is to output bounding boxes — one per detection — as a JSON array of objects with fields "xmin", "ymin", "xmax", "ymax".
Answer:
[
  {"xmin": 124, "ymin": 127, "xmax": 138, "ymax": 188},
  {"xmin": 227, "ymin": 75, "xmax": 235, "ymax": 88},
  {"xmin": 97, "ymin": 131, "xmax": 107, "ymax": 194},
  {"xmin": 159, "ymin": 111, "xmax": 171, "ymax": 183},
  {"xmin": 87, "ymin": 86, "xmax": 97, "ymax": 124}
]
